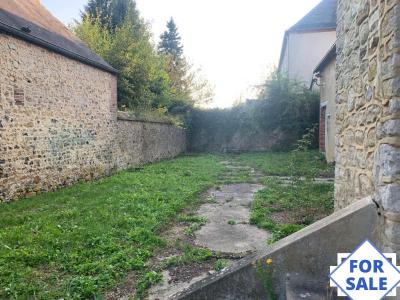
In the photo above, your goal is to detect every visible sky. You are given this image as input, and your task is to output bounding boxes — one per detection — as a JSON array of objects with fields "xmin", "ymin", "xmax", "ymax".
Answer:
[{"xmin": 42, "ymin": 0, "xmax": 321, "ymax": 108}]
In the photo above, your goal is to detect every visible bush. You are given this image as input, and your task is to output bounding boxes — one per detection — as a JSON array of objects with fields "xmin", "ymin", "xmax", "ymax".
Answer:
[{"xmin": 186, "ymin": 71, "xmax": 320, "ymax": 152}]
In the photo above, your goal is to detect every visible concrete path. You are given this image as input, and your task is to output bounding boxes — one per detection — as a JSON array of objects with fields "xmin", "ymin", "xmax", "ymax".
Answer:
[
  {"xmin": 194, "ymin": 183, "xmax": 270, "ymax": 253},
  {"xmin": 147, "ymin": 159, "xmax": 271, "ymax": 300}
]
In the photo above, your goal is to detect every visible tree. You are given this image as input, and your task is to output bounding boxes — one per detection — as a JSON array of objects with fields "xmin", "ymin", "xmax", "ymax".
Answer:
[
  {"xmin": 158, "ymin": 18, "xmax": 183, "ymax": 62},
  {"xmin": 82, "ymin": 0, "xmax": 111, "ymax": 28},
  {"xmin": 75, "ymin": 4, "xmax": 172, "ymax": 110},
  {"xmin": 82, "ymin": 0, "xmax": 139, "ymax": 32},
  {"xmin": 76, "ymin": 3, "xmax": 214, "ymax": 112}
]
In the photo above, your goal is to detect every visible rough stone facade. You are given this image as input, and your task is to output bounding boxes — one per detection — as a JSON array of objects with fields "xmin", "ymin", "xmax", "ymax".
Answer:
[
  {"xmin": 115, "ymin": 113, "xmax": 186, "ymax": 168},
  {"xmin": 336, "ymin": 0, "xmax": 400, "ymax": 251},
  {"xmin": 0, "ymin": 34, "xmax": 186, "ymax": 201}
]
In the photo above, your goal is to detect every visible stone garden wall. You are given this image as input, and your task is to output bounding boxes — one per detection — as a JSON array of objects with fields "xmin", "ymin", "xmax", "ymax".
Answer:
[
  {"xmin": 0, "ymin": 34, "xmax": 186, "ymax": 201},
  {"xmin": 336, "ymin": 0, "xmax": 400, "ymax": 251}
]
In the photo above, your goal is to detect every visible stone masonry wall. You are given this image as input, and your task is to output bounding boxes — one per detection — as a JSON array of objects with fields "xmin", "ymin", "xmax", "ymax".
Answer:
[
  {"xmin": 336, "ymin": 0, "xmax": 400, "ymax": 251},
  {"xmin": 0, "ymin": 34, "xmax": 186, "ymax": 201},
  {"xmin": 115, "ymin": 113, "xmax": 186, "ymax": 169}
]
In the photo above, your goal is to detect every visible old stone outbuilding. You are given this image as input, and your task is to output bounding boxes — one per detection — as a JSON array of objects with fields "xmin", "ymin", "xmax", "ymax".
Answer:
[{"xmin": 0, "ymin": 0, "xmax": 185, "ymax": 201}]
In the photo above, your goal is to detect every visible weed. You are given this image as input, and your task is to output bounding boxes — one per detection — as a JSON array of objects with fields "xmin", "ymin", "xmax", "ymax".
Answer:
[
  {"xmin": 136, "ymin": 271, "xmax": 163, "ymax": 298},
  {"xmin": 227, "ymin": 219, "xmax": 236, "ymax": 225},
  {"xmin": 164, "ymin": 244, "xmax": 213, "ymax": 267},
  {"xmin": 254, "ymin": 259, "xmax": 277, "ymax": 300},
  {"xmin": 180, "ymin": 215, "xmax": 207, "ymax": 236},
  {"xmin": 214, "ymin": 259, "xmax": 229, "ymax": 272}
]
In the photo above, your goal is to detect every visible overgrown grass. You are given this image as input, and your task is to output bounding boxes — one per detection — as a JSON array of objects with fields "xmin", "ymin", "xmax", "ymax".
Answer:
[
  {"xmin": 234, "ymin": 150, "xmax": 334, "ymax": 177},
  {"xmin": 0, "ymin": 155, "xmax": 223, "ymax": 299},
  {"xmin": 251, "ymin": 177, "xmax": 334, "ymax": 243},
  {"xmin": 240, "ymin": 150, "xmax": 334, "ymax": 243}
]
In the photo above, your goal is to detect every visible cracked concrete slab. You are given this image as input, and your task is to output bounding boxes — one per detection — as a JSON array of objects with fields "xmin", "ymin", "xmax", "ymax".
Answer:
[{"xmin": 195, "ymin": 184, "xmax": 271, "ymax": 253}]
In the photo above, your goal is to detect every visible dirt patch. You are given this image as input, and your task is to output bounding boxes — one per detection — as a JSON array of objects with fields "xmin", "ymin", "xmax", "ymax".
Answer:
[
  {"xmin": 167, "ymin": 259, "xmax": 217, "ymax": 284},
  {"xmin": 105, "ymin": 272, "xmax": 138, "ymax": 300},
  {"xmin": 270, "ymin": 207, "xmax": 330, "ymax": 226}
]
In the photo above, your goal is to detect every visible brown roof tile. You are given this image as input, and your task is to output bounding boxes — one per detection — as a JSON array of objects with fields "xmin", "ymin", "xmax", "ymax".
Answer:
[{"xmin": 0, "ymin": 0, "xmax": 118, "ymax": 74}]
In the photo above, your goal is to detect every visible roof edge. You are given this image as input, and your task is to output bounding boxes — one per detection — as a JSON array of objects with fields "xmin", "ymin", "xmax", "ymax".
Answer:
[
  {"xmin": 0, "ymin": 21, "xmax": 119, "ymax": 75},
  {"xmin": 278, "ymin": 31, "xmax": 288, "ymax": 72},
  {"xmin": 314, "ymin": 43, "xmax": 336, "ymax": 73},
  {"xmin": 288, "ymin": 26, "xmax": 336, "ymax": 34}
]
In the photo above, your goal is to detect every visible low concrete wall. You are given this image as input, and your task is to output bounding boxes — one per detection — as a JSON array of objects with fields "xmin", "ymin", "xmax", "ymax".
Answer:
[{"xmin": 175, "ymin": 198, "xmax": 379, "ymax": 299}]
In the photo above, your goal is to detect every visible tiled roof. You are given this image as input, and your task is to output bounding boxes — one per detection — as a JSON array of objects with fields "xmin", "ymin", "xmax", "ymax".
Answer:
[
  {"xmin": 0, "ymin": 0, "xmax": 118, "ymax": 74},
  {"xmin": 289, "ymin": 0, "xmax": 337, "ymax": 32}
]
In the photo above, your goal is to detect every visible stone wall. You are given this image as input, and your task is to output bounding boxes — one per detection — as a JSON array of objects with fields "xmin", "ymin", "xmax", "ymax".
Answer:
[
  {"xmin": 336, "ymin": 0, "xmax": 400, "ymax": 251},
  {"xmin": 115, "ymin": 113, "xmax": 186, "ymax": 169},
  {"xmin": 0, "ymin": 34, "xmax": 186, "ymax": 201},
  {"xmin": 189, "ymin": 129, "xmax": 286, "ymax": 153}
]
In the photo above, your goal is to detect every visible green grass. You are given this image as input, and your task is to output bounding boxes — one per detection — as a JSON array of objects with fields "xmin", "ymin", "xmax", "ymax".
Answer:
[
  {"xmin": 250, "ymin": 177, "xmax": 334, "ymax": 243},
  {"xmin": 0, "ymin": 155, "xmax": 223, "ymax": 299},
  {"xmin": 238, "ymin": 150, "xmax": 334, "ymax": 243},
  {"xmin": 234, "ymin": 150, "xmax": 334, "ymax": 177},
  {"xmin": 163, "ymin": 244, "xmax": 214, "ymax": 268},
  {"xmin": 179, "ymin": 215, "xmax": 208, "ymax": 236}
]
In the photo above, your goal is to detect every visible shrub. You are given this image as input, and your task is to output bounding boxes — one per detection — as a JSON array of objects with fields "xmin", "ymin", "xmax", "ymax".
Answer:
[{"xmin": 186, "ymin": 71, "xmax": 320, "ymax": 152}]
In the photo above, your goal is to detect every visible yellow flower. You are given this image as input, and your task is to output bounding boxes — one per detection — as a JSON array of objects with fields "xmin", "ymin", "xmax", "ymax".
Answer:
[{"xmin": 266, "ymin": 258, "xmax": 273, "ymax": 265}]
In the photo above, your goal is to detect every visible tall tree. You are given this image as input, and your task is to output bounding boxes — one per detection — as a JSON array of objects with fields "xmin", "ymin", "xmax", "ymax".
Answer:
[
  {"xmin": 158, "ymin": 18, "xmax": 214, "ymax": 110},
  {"xmin": 82, "ymin": 0, "xmax": 111, "ymax": 28},
  {"xmin": 158, "ymin": 18, "xmax": 183, "ymax": 62},
  {"xmin": 82, "ymin": 0, "xmax": 139, "ymax": 32},
  {"xmin": 76, "ymin": 1, "xmax": 172, "ymax": 110}
]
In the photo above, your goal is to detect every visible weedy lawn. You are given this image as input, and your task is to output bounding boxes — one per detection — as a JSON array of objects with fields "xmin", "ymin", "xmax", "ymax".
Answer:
[
  {"xmin": 0, "ymin": 155, "xmax": 223, "ymax": 299},
  {"xmin": 234, "ymin": 150, "xmax": 334, "ymax": 178},
  {"xmin": 0, "ymin": 151, "xmax": 334, "ymax": 299},
  {"xmin": 235, "ymin": 151, "xmax": 335, "ymax": 243}
]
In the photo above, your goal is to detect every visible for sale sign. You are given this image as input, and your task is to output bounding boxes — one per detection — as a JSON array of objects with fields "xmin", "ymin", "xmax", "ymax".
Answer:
[{"xmin": 330, "ymin": 240, "xmax": 400, "ymax": 299}]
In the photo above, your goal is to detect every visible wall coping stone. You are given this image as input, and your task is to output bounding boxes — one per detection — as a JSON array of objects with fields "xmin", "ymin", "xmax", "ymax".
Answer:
[{"xmin": 117, "ymin": 111, "xmax": 178, "ymax": 126}]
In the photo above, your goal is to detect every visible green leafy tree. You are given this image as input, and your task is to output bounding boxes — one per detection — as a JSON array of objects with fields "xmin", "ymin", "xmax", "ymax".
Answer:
[
  {"xmin": 76, "ymin": 1, "xmax": 213, "ymax": 113},
  {"xmin": 75, "ymin": 4, "xmax": 172, "ymax": 110}
]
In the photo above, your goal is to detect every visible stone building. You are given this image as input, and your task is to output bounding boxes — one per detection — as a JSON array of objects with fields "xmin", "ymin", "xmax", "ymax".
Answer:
[
  {"xmin": 278, "ymin": 0, "xmax": 337, "ymax": 86},
  {"xmin": 0, "ymin": 0, "xmax": 185, "ymax": 201},
  {"xmin": 335, "ymin": 0, "xmax": 400, "ymax": 252}
]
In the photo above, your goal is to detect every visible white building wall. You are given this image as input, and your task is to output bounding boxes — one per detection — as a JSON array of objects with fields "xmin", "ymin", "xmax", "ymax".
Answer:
[{"xmin": 287, "ymin": 30, "xmax": 336, "ymax": 85}]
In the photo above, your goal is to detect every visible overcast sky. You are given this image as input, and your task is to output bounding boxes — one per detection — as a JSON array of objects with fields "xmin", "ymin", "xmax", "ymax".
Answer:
[{"xmin": 42, "ymin": 0, "xmax": 321, "ymax": 108}]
